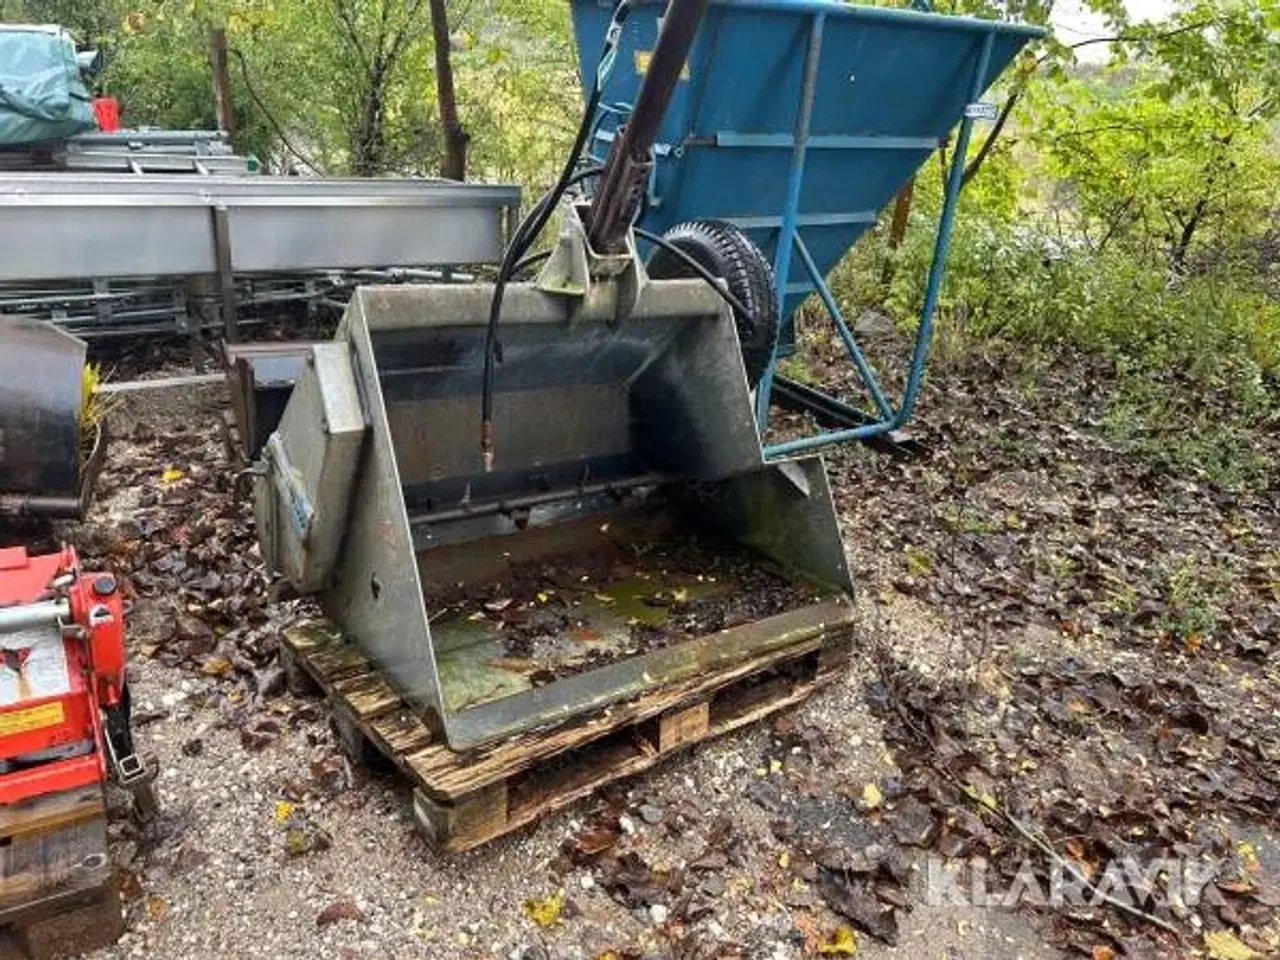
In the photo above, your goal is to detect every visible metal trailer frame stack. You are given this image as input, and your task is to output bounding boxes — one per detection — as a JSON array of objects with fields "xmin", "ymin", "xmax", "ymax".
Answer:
[
  {"xmin": 0, "ymin": 129, "xmax": 257, "ymax": 176},
  {"xmin": 0, "ymin": 173, "xmax": 521, "ymax": 341}
]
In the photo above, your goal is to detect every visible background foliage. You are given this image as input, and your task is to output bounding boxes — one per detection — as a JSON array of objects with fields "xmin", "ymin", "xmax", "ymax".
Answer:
[{"xmin": 3, "ymin": 0, "xmax": 1277, "ymax": 481}]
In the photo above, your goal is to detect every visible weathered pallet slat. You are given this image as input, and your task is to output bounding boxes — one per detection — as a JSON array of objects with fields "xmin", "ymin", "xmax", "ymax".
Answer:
[
  {"xmin": 281, "ymin": 617, "xmax": 851, "ymax": 852},
  {"xmin": 0, "ymin": 786, "xmax": 123, "ymax": 959}
]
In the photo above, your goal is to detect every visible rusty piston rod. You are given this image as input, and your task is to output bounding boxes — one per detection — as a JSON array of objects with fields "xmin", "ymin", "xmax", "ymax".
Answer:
[{"xmin": 587, "ymin": 0, "xmax": 709, "ymax": 255}]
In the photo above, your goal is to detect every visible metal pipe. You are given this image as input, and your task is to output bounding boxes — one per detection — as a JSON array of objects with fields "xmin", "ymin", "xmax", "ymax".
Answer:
[
  {"xmin": 0, "ymin": 600, "xmax": 69, "ymax": 633},
  {"xmin": 98, "ymin": 373, "xmax": 226, "ymax": 394},
  {"xmin": 895, "ymin": 30, "xmax": 994, "ymax": 428},
  {"xmin": 755, "ymin": 11, "xmax": 824, "ymax": 430},
  {"xmin": 0, "ymin": 494, "xmax": 84, "ymax": 518},
  {"xmin": 70, "ymin": 130, "xmax": 230, "ymax": 145},
  {"xmin": 588, "ymin": 0, "xmax": 709, "ymax": 253},
  {"xmin": 792, "ymin": 235, "xmax": 893, "ymax": 421},
  {"xmin": 764, "ymin": 419, "xmax": 890, "ymax": 458},
  {"xmin": 409, "ymin": 475, "xmax": 665, "ymax": 526},
  {"xmin": 762, "ymin": 32, "xmax": 998, "ymax": 461}
]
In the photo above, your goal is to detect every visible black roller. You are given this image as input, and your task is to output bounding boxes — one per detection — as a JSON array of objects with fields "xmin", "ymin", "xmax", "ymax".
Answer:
[
  {"xmin": 645, "ymin": 219, "xmax": 781, "ymax": 387},
  {"xmin": 0, "ymin": 316, "xmax": 85, "ymax": 498}
]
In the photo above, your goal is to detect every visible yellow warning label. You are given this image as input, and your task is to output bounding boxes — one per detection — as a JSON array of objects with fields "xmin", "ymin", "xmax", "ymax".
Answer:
[
  {"xmin": 634, "ymin": 50, "xmax": 691, "ymax": 80},
  {"xmin": 0, "ymin": 702, "xmax": 65, "ymax": 737}
]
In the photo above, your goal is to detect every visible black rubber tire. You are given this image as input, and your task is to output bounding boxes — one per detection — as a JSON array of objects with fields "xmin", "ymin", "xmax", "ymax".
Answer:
[{"xmin": 645, "ymin": 219, "xmax": 780, "ymax": 387}]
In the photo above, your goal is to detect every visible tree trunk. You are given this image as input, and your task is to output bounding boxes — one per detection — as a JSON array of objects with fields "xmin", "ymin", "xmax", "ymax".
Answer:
[
  {"xmin": 352, "ymin": 67, "xmax": 387, "ymax": 176},
  {"xmin": 208, "ymin": 26, "xmax": 235, "ymax": 139},
  {"xmin": 961, "ymin": 87, "xmax": 1022, "ymax": 190},
  {"xmin": 878, "ymin": 175, "xmax": 915, "ymax": 302},
  {"xmin": 1170, "ymin": 197, "xmax": 1208, "ymax": 275},
  {"xmin": 428, "ymin": 0, "xmax": 469, "ymax": 180}
]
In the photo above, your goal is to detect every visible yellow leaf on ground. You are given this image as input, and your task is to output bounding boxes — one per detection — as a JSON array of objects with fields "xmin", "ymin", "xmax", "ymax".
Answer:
[
  {"xmin": 1238, "ymin": 841, "xmax": 1260, "ymax": 871},
  {"xmin": 963, "ymin": 782, "xmax": 998, "ymax": 811},
  {"xmin": 818, "ymin": 925, "xmax": 858, "ymax": 955},
  {"xmin": 145, "ymin": 894, "xmax": 166, "ymax": 922},
  {"xmin": 522, "ymin": 890, "xmax": 564, "ymax": 928},
  {"xmin": 862, "ymin": 783, "xmax": 883, "ymax": 809},
  {"xmin": 537, "ymin": 592, "xmax": 550, "ymax": 603},
  {"xmin": 1204, "ymin": 929, "xmax": 1258, "ymax": 960},
  {"xmin": 284, "ymin": 829, "xmax": 310, "ymax": 856},
  {"xmin": 160, "ymin": 467, "xmax": 184, "ymax": 485},
  {"xmin": 274, "ymin": 800, "xmax": 295, "ymax": 822},
  {"xmin": 201, "ymin": 657, "xmax": 232, "ymax": 677}
]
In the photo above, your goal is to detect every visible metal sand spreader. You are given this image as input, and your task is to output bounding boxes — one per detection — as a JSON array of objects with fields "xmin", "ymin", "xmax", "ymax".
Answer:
[
  {"xmin": 571, "ymin": 0, "xmax": 1043, "ymax": 457},
  {"xmin": 252, "ymin": 0, "xmax": 1040, "ymax": 756},
  {"xmin": 253, "ymin": 0, "xmax": 854, "ymax": 753}
]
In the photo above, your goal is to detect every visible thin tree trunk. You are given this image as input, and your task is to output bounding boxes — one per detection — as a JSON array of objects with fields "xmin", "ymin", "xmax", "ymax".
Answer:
[
  {"xmin": 1171, "ymin": 197, "xmax": 1208, "ymax": 274},
  {"xmin": 209, "ymin": 26, "xmax": 235, "ymax": 139},
  {"xmin": 428, "ymin": 0, "xmax": 469, "ymax": 181},
  {"xmin": 878, "ymin": 175, "xmax": 915, "ymax": 302},
  {"xmin": 961, "ymin": 87, "xmax": 1022, "ymax": 189},
  {"xmin": 353, "ymin": 71, "xmax": 386, "ymax": 176}
]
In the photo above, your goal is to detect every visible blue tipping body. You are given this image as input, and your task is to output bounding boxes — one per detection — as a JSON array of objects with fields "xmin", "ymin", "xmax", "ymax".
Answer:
[{"xmin": 570, "ymin": 0, "xmax": 1043, "ymax": 456}]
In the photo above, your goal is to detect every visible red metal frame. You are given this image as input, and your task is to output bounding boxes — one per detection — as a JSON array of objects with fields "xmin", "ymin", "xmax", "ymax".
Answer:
[
  {"xmin": 0, "ymin": 755, "xmax": 101, "ymax": 805},
  {"xmin": 0, "ymin": 546, "xmax": 73, "ymax": 606},
  {"xmin": 0, "ymin": 546, "xmax": 127, "ymax": 805}
]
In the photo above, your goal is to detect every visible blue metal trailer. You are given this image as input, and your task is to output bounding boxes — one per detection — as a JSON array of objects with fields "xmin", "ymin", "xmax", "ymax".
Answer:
[{"xmin": 571, "ymin": 0, "xmax": 1043, "ymax": 457}]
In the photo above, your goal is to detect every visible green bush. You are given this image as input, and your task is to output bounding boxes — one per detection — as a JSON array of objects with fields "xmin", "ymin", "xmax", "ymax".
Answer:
[{"xmin": 880, "ymin": 208, "xmax": 1280, "ymax": 384}]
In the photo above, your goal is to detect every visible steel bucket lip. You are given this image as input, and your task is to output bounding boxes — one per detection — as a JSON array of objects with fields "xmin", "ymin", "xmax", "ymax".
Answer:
[{"xmin": 431, "ymin": 593, "xmax": 855, "ymax": 754}]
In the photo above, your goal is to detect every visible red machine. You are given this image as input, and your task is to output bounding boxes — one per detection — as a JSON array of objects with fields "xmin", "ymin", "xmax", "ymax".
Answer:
[
  {"xmin": 0, "ymin": 545, "xmax": 147, "ymax": 809},
  {"xmin": 0, "ymin": 317, "xmax": 152, "ymax": 955}
]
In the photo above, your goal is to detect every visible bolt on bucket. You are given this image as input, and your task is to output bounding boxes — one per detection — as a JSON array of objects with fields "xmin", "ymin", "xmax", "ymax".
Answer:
[{"xmin": 254, "ymin": 277, "xmax": 855, "ymax": 751}]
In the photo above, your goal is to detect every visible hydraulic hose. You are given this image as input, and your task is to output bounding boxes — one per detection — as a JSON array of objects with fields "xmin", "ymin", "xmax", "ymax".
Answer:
[{"xmin": 480, "ymin": 3, "xmax": 631, "ymax": 472}]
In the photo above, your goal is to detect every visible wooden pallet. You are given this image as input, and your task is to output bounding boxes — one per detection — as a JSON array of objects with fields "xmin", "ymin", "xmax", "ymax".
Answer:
[
  {"xmin": 281, "ymin": 613, "xmax": 852, "ymax": 852},
  {"xmin": 0, "ymin": 787, "xmax": 123, "ymax": 960}
]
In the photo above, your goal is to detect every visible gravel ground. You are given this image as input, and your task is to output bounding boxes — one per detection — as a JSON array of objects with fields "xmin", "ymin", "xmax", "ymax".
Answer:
[
  {"xmin": 62, "ymin": 381, "xmax": 1059, "ymax": 960},
  {"xmin": 97, "ymin": 600, "xmax": 1053, "ymax": 960},
  {"xmin": 50, "ymin": 348, "xmax": 1276, "ymax": 960}
]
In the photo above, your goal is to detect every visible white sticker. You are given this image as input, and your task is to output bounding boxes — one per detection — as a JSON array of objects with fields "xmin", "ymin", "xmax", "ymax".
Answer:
[
  {"xmin": 964, "ymin": 102, "xmax": 1000, "ymax": 121},
  {"xmin": 0, "ymin": 627, "xmax": 71, "ymax": 706}
]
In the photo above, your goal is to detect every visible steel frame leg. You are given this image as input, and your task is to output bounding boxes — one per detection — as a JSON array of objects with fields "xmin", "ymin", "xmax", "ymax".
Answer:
[
  {"xmin": 755, "ymin": 12, "xmax": 824, "ymax": 431},
  {"xmin": 758, "ymin": 29, "xmax": 997, "ymax": 461}
]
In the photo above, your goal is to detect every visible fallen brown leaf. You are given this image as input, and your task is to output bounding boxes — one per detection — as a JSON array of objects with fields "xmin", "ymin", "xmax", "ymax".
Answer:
[{"xmin": 316, "ymin": 899, "xmax": 364, "ymax": 927}]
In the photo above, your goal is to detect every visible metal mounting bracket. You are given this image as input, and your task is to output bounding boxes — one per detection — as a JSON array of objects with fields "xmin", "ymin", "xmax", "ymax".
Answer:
[{"xmin": 535, "ymin": 200, "xmax": 647, "ymax": 323}]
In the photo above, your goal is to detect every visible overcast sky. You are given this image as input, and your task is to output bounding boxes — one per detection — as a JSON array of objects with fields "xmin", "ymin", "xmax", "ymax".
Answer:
[{"xmin": 1050, "ymin": 0, "xmax": 1177, "ymax": 61}]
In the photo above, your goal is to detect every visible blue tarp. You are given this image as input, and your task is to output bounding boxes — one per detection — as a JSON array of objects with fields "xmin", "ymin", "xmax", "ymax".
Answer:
[{"xmin": 0, "ymin": 26, "xmax": 96, "ymax": 146}]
